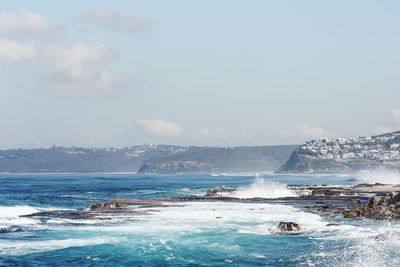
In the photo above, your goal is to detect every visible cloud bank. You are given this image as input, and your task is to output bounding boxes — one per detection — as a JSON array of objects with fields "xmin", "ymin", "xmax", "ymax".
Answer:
[
  {"xmin": 275, "ymin": 123, "xmax": 335, "ymax": 141},
  {"xmin": 0, "ymin": 11, "xmax": 124, "ymax": 97},
  {"xmin": 80, "ymin": 9, "xmax": 152, "ymax": 32},
  {"xmin": 136, "ymin": 119, "xmax": 183, "ymax": 138},
  {"xmin": 0, "ymin": 10, "xmax": 65, "ymax": 38}
]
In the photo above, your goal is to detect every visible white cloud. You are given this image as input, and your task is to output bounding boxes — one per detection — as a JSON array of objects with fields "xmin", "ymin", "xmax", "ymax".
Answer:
[
  {"xmin": 276, "ymin": 123, "xmax": 335, "ymax": 140},
  {"xmin": 193, "ymin": 127, "xmax": 229, "ymax": 138},
  {"xmin": 0, "ymin": 38, "xmax": 37, "ymax": 60},
  {"xmin": 0, "ymin": 10, "xmax": 64, "ymax": 38},
  {"xmin": 80, "ymin": 9, "xmax": 151, "ymax": 32},
  {"xmin": 0, "ymin": 39, "xmax": 123, "ymax": 97},
  {"xmin": 43, "ymin": 43, "xmax": 122, "ymax": 97},
  {"xmin": 136, "ymin": 119, "xmax": 183, "ymax": 138},
  {"xmin": 0, "ymin": 10, "xmax": 128, "ymax": 98}
]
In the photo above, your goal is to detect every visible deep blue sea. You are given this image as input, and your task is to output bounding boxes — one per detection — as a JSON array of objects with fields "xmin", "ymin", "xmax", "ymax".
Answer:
[{"xmin": 0, "ymin": 173, "xmax": 399, "ymax": 266}]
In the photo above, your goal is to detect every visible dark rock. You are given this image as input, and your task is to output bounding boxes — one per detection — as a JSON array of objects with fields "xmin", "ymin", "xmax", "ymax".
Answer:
[
  {"xmin": 343, "ymin": 210, "xmax": 358, "ymax": 219},
  {"xmin": 205, "ymin": 187, "xmax": 236, "ymax": 197},
  {"xmin": 326, "ymin": 223, "xmax": 340, "ymax": 226},
  {"xmin": 311, "ymin": 189, "xmax": 336, "ymax": 196},
  {"xmin": 89, "ymin": 203, "xmax": 103, "ymax": 210},
  {"xmin": 102, "ymin": 199, "xmax": 135, "ymax": 208},
  {"xmin": 341, "ymin": 192, "xmax": 400, "ymax": 220},
  {"xmin": 278, "ymin": 222, "xmax": 301, "ymax": 232},
  {"xmin": 388, "ymin": 192, "xmax": 400, "ymax": 204},
  {"xmin": 21, "ymin": 210, "xmax": 95, "ymax": 220},
  {"xmin": 368, "ymin": 196, "xmax": 382, "ymax": 208}
]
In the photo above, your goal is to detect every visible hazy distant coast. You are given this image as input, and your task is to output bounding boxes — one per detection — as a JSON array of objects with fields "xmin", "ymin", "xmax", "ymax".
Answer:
[
  {"xmin": 1, "ymin": 130, "xmax": 400, "ymax": 174},
  {"xmin": 0, "ymin": 145, "xmax": 298, "ymax": 173}
]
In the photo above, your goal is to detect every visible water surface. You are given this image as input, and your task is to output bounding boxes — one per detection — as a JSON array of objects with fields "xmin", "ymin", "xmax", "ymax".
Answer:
[{"xmin": 0, "ymin": 173, "xmax": 398, "ymax": 266}]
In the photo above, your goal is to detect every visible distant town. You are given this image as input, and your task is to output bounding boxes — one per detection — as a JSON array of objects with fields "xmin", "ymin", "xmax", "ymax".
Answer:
[{"xmin": 300, "ymin": 131, "xmax": 400, "ymax": 162}]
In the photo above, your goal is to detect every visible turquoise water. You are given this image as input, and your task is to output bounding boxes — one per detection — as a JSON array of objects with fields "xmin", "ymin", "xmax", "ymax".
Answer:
[{"xmin": 0, "ymin": 173, "xmax": 399, "ymax": 266}]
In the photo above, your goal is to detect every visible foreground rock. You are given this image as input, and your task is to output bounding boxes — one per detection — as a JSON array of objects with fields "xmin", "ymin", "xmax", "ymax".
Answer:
[
  {"xmin": 342, "ymin": 192, "xmax": 400, "ymax": 220},
  {"xmin": 278, "ymin": 222, "xmax": 301, "ymax": 232}
]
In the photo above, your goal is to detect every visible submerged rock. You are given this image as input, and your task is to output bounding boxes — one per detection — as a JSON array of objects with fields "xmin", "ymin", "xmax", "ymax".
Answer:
[
  {"xmin": 21, "ymin": 210, "xmax": 95, "ymax": 220},
  {"xmin": 205, "ymin": 187, "xmax": 236, "ymax": 197},
  {"xmin": 278, "ymin": 222, "xmax": 301, "ymax": 232}
]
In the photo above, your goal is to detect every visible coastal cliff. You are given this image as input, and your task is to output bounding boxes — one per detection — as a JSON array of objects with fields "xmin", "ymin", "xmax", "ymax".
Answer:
[{"xmin": 278, "ymin": 130, "xmax": 400, "ymax": 174}]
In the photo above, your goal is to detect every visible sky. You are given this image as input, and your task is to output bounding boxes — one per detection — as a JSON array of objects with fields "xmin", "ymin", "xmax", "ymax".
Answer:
[{"xmin": 0, "ymin": 0, "xmax": 400, "ymax": 148}]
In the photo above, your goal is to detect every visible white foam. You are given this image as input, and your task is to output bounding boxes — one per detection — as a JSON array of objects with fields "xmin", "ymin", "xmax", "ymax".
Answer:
[
  {"xmin": 79, "ymin": 201, "xmax": 330, "ymax": 236},
  {"xmin": 227, "ymin": 178, "xmax": 297, "ymax": 199},
  {"xmin": 210, "ymin": 172, "xmax": 270, "ymax": 177},
  {"xmin": 0, "ymin": 205, "xmax": 67, "ymax": 230},
  {"xmin": 312, "ymin": 224, "xmax": 400, "ymax": 267},
  {"xmin": 0, "ymin": 237, "xmax": 124, "ymax": 255},
  {"xmin": 0, "ymin": 205, "xmax": 41, "ymax": 228}
]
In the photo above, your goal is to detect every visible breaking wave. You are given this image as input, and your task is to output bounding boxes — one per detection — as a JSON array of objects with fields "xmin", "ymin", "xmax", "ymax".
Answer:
[
  {"xmin": 0, "ymin": 205, "xmax": 41, "ymax": 229},
  {"xmin": 228, "ymin": 178, "xmax": 298, "ymax": 198}
]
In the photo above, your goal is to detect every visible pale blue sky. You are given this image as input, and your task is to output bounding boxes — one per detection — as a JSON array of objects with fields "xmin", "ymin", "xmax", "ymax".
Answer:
[{"xmin": 0, "ymin": 0, "xmax": 399, "ymax": 148}]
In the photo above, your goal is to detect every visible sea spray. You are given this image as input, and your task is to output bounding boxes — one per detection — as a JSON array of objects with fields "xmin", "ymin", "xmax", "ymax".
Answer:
[
  {"xmin": 356, "ymin": 167, "xmax": 400, "ymax": 184},
  {"xmin": 228, "ymin": 177, "xmax": 297, "ymax": 198}
]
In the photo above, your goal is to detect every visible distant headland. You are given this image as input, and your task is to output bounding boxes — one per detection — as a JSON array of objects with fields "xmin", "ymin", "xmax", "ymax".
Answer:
[{"xmin": 278, "ymin": 130, "xmax": 400, "ymax": 174}]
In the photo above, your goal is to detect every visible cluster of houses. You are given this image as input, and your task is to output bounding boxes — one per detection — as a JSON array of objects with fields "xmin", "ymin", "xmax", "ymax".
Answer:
[
  {"xmin": 58, "ymin": 144, "xmax": 189, "ymax": 158},
  {"xmin": 300, "ymin": 132, "xmax": 400, "ymax": 162}
]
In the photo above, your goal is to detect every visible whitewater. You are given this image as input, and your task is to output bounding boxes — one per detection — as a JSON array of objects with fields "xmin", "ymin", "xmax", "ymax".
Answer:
[{"xmin": 0, "ymin": 173, "xmax": 399, "ymax": 266}]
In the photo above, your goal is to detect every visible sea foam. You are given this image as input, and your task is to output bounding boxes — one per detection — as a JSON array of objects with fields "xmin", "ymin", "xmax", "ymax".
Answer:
[
  {"xmin": 0, "ymin": 237, "xmax": 124, "ymax": 255},
  {"xmin": 0, "ymin": 205, "xmax": 40, "ymax": 228}
]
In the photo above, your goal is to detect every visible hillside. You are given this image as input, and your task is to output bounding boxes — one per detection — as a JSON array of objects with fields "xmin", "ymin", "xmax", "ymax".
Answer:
[
  {"xmin": 0, "ymin": 145, "xmax": 191, "ymax": 173},
  {"xmin": 0, "ymin": 145, "xmax": 298, "ymax": 173},
  {"xmin": 137, "ymin": 145, "xmax": 298, "ymax": 173}
]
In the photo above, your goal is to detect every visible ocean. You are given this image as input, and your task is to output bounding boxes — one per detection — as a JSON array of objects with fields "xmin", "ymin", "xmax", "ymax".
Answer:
[{"xmin": 0, "ymin": 173, "xmax": 399, "ymax": 266}]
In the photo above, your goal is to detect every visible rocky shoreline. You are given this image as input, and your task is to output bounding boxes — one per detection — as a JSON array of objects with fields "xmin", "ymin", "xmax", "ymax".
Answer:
[{"xmin": 20, "ymin": 183, "xmax": 400, "ymax": 232}]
